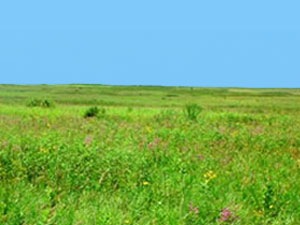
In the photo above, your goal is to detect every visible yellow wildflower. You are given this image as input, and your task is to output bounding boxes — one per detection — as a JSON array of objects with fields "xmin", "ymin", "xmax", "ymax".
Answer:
[
  {"xmin": 242, "ymin": 177, "xmax": 250, "ymax": 185},
  {"xmin": 142, "ymin": 181, "xmax": 150, "ymax": 186},
  {"xmin": 255, "ymin": 210, "xmax": 264, "ymax": 217},
  {"xmin": 40, "ymin": 148, "xmax": 48, "ymax": 153},
  {"xmin": 204, "ymin": 170, "xmax": 217, "ymax": 183},
  {"xmin": 145, "ymin": 126, "xmax": 152, "ymax": 133}
]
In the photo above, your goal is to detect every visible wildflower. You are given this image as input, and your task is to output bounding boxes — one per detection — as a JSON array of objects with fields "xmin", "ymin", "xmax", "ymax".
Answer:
[
  {"xmin": 148, "ymin": 142, "xmax": 153, "ymax": 150},
  {"xmin": 255, "ymin": 209, "xmax": 264, "ymax": 217},
  {"xmin": 204, "ymin": 170, "xmax": 217, "ymax": 183},
  {"xmin": 145, "ymin": 126, "xmax": 152, "ymax": 133},
  {"xmin": 189, "ymin": 202, "xmax": 199, "ymax": 216},
  {"xmin": 219, "ymin": 208, "xmax": 232, "ymax": 222},
  {"xmin": 40, "ymin": 148, "xmax": 48, "ymax": 153},
  {"xmin": 219, "ymin": 207, "xmax": 238, "ymax": 223},
  {"xmin": 142, "ymin": 181, "xmax": 150, "ymax": 186},
  {"xmin": 84, "ymin": 135, "xmax": 94, "ymax": 146}
]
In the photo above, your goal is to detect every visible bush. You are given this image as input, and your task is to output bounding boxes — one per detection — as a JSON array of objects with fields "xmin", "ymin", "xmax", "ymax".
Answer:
[
  {"xmin": 184, "ymin": 104, "xmax": 203, "ymax": 120},
  {"xmin": 84, "ymin": 106, "xmax": 105, "ymax": 118},
  {"xmin": 27, "ymin": 98, "xmax": 55, "ymax": 108}
]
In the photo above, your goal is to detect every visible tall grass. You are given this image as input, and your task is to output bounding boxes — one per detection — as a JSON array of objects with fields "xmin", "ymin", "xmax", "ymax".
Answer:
[
  {"xmin": 184, "ymin": 104, "xmax": 203, "ymax": 120},
  {"xmin": 0, "ymin": 85, "xmax": 299, "ymax": 224}
]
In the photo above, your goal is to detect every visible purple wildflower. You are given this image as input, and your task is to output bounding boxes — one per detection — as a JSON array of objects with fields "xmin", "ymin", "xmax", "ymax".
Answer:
[
  {"xmin": 218, "ymin": 207, "xmax": 238, "ymax": 223},
  {"xmin": 219, "ymin": 208, "xmax": 232, "ymax": 222}
]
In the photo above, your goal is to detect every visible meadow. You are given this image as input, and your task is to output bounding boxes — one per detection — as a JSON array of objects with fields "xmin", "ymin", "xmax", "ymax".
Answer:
[{"xmin": 0, "ymin": 84, "xmax": 300, "ymax": 224}]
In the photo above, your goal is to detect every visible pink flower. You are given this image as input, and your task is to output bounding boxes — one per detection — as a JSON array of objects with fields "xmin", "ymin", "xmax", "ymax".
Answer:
[
  {"xmin": 189, "ymin": 202, "xmax": 199, "ymax": 216},
  {"xmin": 84, "ymin": 135, "xmax": 93, "ymax": 146},
  {"xmin": 219, "ymin": 207, "xmax": 238, "ymax": 223}
]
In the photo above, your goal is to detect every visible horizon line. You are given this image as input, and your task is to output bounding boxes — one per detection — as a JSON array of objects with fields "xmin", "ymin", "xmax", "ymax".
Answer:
[{"xmin": 0, "ymin": 83, "xmax": 299, "ymax": 89}]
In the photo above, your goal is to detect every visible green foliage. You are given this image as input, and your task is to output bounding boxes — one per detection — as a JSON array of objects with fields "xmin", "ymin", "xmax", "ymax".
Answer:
[
  {"xmin": 26, "ymin": 98, "xmax": 55, "ymax": 108},
  {"xmin": 1, "ymin": 84, "xmax": 299, "ymax": 108},
  {"xmin": 184, "ymin": 103, "xmax": 203, "ymax": 120},
  {"xmin": 0, "ymin": 85, "xmax": 300, "ymax": 224},
  {"xmin": 84, "ymin": 106, "xmax": 106, "ymax": 118},
  {"xmin": 84, "ymin": 106, "xmax": 99, "ymax": 118}
]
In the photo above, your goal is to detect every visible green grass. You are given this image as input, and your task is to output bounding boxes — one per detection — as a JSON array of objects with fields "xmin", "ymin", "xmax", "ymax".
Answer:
[{"xmin": 0, "ymin": 85, "xmax": 300, "ymax": 224}]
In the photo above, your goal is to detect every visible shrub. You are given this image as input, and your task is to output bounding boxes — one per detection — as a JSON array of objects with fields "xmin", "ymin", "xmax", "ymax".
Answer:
[
  {"xmin": 84, "ymin": 106, "xmax": 105, "ymax": 118},
  {"xmin": 27, "ymin": 98, "xmax": 55, "ymax": 108},
  {"xmin": 184, "ymin": 104, "xmax": 203, "ymax": 120}
]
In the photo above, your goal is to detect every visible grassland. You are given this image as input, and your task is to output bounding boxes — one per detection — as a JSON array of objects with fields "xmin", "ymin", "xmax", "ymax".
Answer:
[{"xmin": 0, "ymin": 84, "xmax": 300, "ymax": 224}]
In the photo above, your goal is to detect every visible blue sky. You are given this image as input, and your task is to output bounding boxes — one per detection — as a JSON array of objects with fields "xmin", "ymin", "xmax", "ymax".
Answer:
[{"xmin": 0, "ymin": 0, "xmax": 299, "ymax": 87}]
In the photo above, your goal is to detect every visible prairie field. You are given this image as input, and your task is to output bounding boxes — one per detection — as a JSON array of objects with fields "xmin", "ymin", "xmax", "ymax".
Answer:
[{"xmin": 0, "ymin": 84, "xmax": 300, "ymax": 225}]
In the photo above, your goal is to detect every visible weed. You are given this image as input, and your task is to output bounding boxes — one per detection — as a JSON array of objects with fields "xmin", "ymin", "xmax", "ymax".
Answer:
[
  {"xmin": 26, "ymin": 98, "xmax": 55, "ymax": 108},
  {"xmin": 184, "ymin": 103, "xmax": 203, "ymax": 120},
  {"xmin": 84, "ymin": 106, "xmax": 105, "ymax": 118}
]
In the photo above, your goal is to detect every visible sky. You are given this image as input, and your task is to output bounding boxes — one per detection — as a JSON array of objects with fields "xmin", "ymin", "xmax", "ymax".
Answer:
[{"xmin": 0, "ymin": 0, "xmax": 299, "ymax": 87}]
